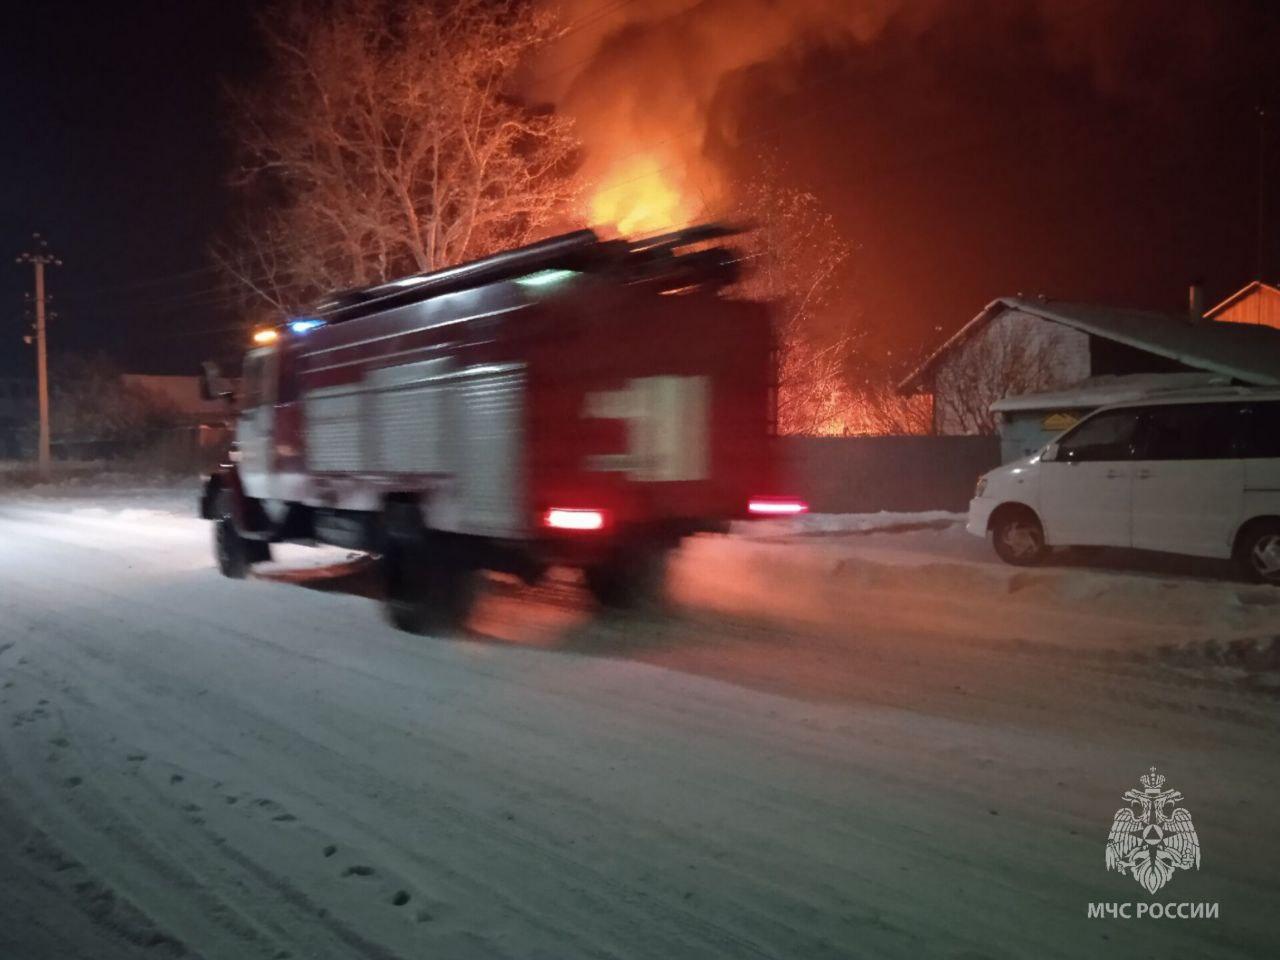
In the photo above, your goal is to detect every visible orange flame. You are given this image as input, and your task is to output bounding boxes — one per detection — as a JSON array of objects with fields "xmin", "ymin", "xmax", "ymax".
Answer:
[{"xmin": 589, "ymin": 155, "xmax": 697, "ymax": 236}]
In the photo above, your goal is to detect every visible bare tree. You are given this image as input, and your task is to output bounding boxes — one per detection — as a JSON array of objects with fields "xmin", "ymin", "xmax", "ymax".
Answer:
[
  {"xmin": 50, "ymin": 354, "xmax": 178, "ymax": 448},
  {"xmin": 221, "ymin": 0, "xmax": 579, "ymax": 312},
  {"xmin": 733, "ymin": 175, "xmax": 856, "ymax": 436},
  {"xmin": 931, "ymin": 314, "xmax": 1073, "ymax": 434}
]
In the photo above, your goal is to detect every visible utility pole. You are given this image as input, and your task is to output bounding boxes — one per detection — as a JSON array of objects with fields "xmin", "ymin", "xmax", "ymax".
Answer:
[{"xmin": 17, "ymin": 234, "xmax": 60, "ymax": 477}]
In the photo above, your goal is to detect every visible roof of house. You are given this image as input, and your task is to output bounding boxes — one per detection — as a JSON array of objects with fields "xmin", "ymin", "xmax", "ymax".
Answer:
[
  {"xmin": 897, "ymin": 296, "xmax": 1280, "ymax": 394},
  {"xmin": 1204, "ymin": 280, "xmax": 1280, "ymax": 319}
]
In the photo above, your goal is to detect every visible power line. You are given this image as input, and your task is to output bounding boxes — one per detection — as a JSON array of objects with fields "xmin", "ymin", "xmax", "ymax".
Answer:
[
  {"xmin": 1258, "ymin": 104, "xmax": 1269, "ymax": 280},
  {"xmin": 543, "ymin": 0, "xmax": 648, "ymax": 51}
]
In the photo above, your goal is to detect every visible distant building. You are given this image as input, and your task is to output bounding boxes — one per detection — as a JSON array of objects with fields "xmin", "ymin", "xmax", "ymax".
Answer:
[
  {"xmin": 0, "ymin": 377, "xmax": 37, "ymax": 459},
  {"xmin": 898, "ymin": 296, "xmax": 1280, "ymax": 438},
  {"xmin": 119, "ymin": 374, "xmax": 233, "ymax": 469},
  {"xmin": 120, "ymin": 374, "xmax": 229, "ymax": 426},
  {"xmin": 1204, "ymin": 280, "xmax": 1280, "ymax": 329}
]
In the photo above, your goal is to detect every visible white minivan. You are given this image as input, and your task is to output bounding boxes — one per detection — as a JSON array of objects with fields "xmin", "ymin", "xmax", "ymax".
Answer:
[{"xmin": 968, "ymin": 390, "xmax": 1280, "ymax": 582}]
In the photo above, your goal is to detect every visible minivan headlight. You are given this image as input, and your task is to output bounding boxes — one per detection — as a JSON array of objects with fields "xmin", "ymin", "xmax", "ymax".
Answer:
[{"xmin": 974, "ymin": 475, "xmax": 988, "ymax": 498}]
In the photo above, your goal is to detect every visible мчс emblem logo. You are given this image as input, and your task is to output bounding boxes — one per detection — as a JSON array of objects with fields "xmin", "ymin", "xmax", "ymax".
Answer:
[{"xmin": 1105, "ymin": 766, "xmax": 1201, "ymax": 894}]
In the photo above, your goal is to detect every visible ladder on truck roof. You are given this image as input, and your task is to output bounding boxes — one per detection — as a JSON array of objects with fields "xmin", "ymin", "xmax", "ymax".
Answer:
[{"xmin": 310, "ymin": 223, "xmax": 743, "ymax": 325}]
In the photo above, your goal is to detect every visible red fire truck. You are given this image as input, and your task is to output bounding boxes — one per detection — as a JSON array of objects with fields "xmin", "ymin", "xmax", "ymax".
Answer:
[{"xmin": 199, "ymin": 225, "xmax": 804, "ymax": 631}]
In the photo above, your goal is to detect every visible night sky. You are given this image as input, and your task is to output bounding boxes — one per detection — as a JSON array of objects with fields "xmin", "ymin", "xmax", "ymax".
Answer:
[
  {"xmin": 2, "ymin": 0, "xmax": 1279, "ymax": 378},
  {"xmin": 0, "ymin": 1, "xmax": 255, "ymax": 376},
  {"xmin": 707, "ymin": 0, "xmax": 1280, "ymax": 365}
]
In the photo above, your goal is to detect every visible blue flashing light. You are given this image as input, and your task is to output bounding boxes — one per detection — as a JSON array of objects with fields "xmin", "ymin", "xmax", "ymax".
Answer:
[{"xmin": 288, "ymin": 318, "xmax": 326, "ymax": 334}]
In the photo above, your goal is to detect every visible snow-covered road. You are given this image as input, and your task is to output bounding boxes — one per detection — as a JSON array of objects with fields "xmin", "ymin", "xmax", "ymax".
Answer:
[{"xmin": 1, "ymin": 487, "xmax": 1277, "ymax": 959}]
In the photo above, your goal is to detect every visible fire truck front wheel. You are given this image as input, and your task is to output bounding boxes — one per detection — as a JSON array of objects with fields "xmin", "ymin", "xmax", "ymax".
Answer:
[
  {"xmin": 382, "ymin": 536, "xmax": 476, "ymax": 634},
  {"xmin": 214, "ymin": 491, "xmax": 271, "ymax": 578}
]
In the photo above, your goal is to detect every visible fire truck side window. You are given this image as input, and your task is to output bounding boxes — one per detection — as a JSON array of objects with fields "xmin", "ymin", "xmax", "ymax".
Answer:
[
  {"xmin": 240, "ymin": 353, "xmax": 264, "ymax": 410},
  {"xmin": 275, "ymin": 349, "xmax": 298, "ymax": 404}
]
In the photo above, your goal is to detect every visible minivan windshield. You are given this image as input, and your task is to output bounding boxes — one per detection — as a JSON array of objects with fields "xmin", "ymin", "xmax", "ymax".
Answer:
[{"xmin": 1054, "ymin": 408, "xmax": 1141, "ymax": 461}]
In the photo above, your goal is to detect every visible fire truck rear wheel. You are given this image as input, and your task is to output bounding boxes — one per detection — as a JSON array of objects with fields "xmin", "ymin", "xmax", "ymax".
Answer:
[
  {"xmin": 382, "ymin": 537, "xmax": 476, "ymax": 634},
  {"xmin": 584, "ymin": 547, "xmax": 669, "ymax": 611}
]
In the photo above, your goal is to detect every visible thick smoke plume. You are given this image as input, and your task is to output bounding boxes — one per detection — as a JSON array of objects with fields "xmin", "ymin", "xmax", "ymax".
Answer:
[
  {"xmin": 536, "ymin": 0, "xmax": 928, "ymax": 231},
  {"xmin": 535, "ymin": 0, "xmax": 1223, "ymax": 234}
]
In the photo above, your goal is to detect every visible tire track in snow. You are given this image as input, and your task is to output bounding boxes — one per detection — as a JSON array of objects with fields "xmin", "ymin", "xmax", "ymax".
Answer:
[{"xmin": 3, "ymin": 501, "xmax": 1279, "ymax": 959}]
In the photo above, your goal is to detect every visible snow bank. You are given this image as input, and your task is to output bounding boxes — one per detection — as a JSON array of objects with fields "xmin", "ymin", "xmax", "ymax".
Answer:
[
  {"xmin": 673, "ymin": 532, "xmax": 1280, "ymax": 658},
  {"xmin": 732, "ymin": 510, "xmax": 965, "ymax": 539},
  {"xmin": 0, "ymin": 470, "xmax": 199, "ymax": 514}
]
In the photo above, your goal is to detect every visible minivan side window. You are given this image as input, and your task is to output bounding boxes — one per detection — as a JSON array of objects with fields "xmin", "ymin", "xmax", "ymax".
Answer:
[
  {"xmin": 1056, "ymin": 409, "xmax": 1142, "ymax": 462},
  {"xmin": 1238, "ymin": 400, "xmax": 1280, "ymax": 459},
  {"xmin": 1138, "ymin": 403, "xmax": 1242, "ymax": 460}
]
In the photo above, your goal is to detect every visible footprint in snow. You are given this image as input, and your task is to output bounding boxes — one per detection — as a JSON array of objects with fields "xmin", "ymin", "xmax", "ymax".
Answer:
[{"xmin": 252, "ymin": 798, "xmax": 297, "ymax": 822}]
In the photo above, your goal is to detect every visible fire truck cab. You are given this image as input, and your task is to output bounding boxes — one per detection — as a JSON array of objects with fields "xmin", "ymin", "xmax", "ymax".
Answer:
[{"xmin": 200, "ymin": 226, "xmax": 803, "ymax": 631}]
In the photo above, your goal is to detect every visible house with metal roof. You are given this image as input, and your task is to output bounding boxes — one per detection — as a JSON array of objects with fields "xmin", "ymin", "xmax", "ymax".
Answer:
[
  {"xmin": 1204, "ymin": 280, "xmax": 1280, "ymax": 328},
  {"xmin": 898, "ymin": 295, "xmax": 1280, "ymax": 440}
]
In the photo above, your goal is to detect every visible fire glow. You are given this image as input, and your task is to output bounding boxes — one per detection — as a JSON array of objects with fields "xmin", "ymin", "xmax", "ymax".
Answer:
[{"xmin": 590, "ymin": 155, "xmax": 697, "ymax": 236}]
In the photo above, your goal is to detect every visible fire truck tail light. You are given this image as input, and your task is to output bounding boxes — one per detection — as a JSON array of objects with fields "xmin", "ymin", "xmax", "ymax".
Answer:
[
  {"xmin": 544, "ymin": 508, "xmax": 606, "ymax": 531},
  {"xmin": 748, "ymin": 498, "xmax": 808, "ymax": 516}
]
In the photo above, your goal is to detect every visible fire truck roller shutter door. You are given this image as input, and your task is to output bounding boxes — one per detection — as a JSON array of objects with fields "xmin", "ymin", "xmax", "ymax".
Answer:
[
  {"xmin": 303, "ymin": 384, "xmax": 366, "ymax": 473},
  {"xmin": 451, "ymin": 363, "xmax": 526, "ymax": 538},
  {"xmin": 365, "ymin": 358, "xmax": 454, "ymax": 474}
]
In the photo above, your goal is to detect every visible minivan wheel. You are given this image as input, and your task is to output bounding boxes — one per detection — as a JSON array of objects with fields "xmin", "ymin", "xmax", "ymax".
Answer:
[
  {"xmin": 991, "ymin": 509, "xmax": 1048, "ymax": 566},
  {"xmin": 1237, "ymin": 521, "xmax": 1280, "ymax": 585}
]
